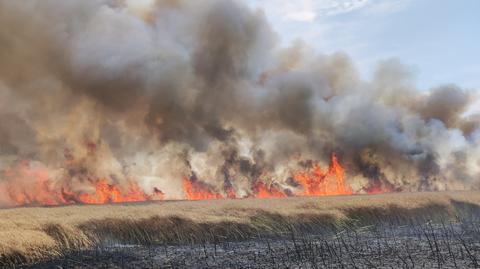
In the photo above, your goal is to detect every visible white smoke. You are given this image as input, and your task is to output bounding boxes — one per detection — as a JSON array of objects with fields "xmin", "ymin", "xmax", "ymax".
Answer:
[{"xmin": 0, "ymin": 0, "xmax": 478, "ymax": 205}]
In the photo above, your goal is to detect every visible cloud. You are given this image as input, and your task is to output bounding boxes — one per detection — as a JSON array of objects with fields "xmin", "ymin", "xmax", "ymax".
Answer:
[
  {"xmin": 250, "ymin": 0, "xmax": 371, "ymax": 23},
  {"xmin": 249, "ymin": 0, "xmax": 412, "ymax": 24},
  {"xmin": 285, "ymin": 11, "xmax": 317, "ymax": 22},
  {"xmin": 363, "ymin": 0, "xmax": 411, "ymax": 15},
  {"xmin": 318, "ymin": 0, "xmax": 370, "ymax": 16}
]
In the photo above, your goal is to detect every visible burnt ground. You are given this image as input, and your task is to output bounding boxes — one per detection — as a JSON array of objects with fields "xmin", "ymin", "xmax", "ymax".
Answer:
[{"xmin": 17, "ymin": 218, "xmax": 480, "ymax": 269}]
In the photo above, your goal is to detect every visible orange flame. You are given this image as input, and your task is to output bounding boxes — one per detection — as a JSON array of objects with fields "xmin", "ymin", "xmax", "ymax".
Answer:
[
  {"xmin": 183, "ymin": 178, "xmax": 223, "ymax": 200},
  {"xmin": 294, "ymin": 153, "xmax": 353, "ymax": 196},
  {"xmin": 224, "ymin": 185, "xmax": 237, "ymax": 199},
  {"xmin": 252, "ymin": 182, "xmax": 286, "ymax": 198},
  {"xmin": 1, "ymin": 161, "xmax": 163, "ymax": 207},
  {"xmin": 364, "ymin": 180, "xmax": 395, "ymax": 194},
  {"xmin": 3, "ymin": 161, "xmax": 64, "ymax": 206},
  {"xmin": 1, "ymin": 152, "xmax": 394, "ymax": 207},
  {"xmin": 77, "ymin": 179, "xmax": 156, "ymax": 204}
]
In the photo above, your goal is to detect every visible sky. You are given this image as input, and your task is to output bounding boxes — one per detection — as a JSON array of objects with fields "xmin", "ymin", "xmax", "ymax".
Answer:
[{"xmin": 247, "ymin": 0, "xmax": 480, "ymax": 91}]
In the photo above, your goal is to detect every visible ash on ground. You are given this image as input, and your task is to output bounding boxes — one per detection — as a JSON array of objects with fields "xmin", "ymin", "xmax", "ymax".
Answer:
[{"xmin": 19, "ymin": 218, "xmax": 480, "ymax": 269}]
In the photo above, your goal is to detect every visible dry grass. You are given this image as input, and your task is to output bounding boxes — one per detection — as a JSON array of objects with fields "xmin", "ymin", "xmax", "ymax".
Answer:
[{"xmin": 1, "ymin": 191, "xmax": 479, "ymax": 266}]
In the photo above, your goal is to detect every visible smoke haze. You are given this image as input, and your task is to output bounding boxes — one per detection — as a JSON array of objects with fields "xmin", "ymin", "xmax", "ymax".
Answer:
[{"xmin": 0, "ymin": 0, "xmax": 479, "ymax": 206}]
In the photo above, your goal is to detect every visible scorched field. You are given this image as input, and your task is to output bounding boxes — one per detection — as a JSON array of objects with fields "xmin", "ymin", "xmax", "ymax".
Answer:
[{"xmin": 1, "ymin": 191, "xmax": 479, "ymax": 268}]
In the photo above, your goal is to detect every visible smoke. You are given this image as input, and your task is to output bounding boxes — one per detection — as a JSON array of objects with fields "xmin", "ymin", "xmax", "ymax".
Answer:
[{"xmin": 0, "ymin": 0, "xmax": 479, "ymax": 205}]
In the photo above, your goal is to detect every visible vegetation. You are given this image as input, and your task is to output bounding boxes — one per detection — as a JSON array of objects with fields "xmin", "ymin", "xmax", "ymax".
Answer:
[{"xmin": 1, "ymin": 191, "xmax": 479, "ymax": 267}]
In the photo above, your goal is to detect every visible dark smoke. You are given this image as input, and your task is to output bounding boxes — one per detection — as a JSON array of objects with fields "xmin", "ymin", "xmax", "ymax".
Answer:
[{"xmin": 0, "ymin": 0, "xmax": 479, "ymax": 204}]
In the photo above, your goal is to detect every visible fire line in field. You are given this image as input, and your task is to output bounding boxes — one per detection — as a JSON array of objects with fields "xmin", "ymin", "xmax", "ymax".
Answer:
[
  {"xmin": 1, "ymin": 153, "xmax": 391, "ymax": 207},
  {"xmin": 0, "ymin": 0, "xmax": 478, "ymax": 209}
]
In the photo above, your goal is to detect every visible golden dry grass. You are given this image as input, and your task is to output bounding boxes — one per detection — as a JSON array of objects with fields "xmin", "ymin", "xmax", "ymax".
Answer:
[{"xmin": 1, "ymin": 191, "xmax": 479, "ymax": 266}]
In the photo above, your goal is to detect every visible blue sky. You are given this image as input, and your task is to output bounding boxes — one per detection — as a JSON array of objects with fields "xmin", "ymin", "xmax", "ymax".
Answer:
[{"xmin": 247, "ymin": 0, "xmax": 480, "ymax": 91}]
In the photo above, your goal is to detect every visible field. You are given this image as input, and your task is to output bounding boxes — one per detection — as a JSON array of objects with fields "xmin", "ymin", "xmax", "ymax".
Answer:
[{"xmin": 1, "ymin": 191, "xmax": 480, "ymax": 268}]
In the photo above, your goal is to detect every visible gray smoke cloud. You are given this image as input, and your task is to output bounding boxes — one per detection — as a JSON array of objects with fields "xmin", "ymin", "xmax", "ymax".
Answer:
[{"xmin": 0, "ymin": 0, "xmax": 479, "ymax": 206}]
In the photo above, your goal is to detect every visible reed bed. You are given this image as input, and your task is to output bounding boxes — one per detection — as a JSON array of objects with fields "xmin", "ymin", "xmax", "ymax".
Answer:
[{"xmin": 1, "ymin": 191, "xmax": 479, "ymax": 267}]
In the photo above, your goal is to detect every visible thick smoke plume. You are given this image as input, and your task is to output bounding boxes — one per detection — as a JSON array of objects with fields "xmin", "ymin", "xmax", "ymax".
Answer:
[{"xmin": 0, "ymin": 0, "xmax": 479, "ymax": 206}]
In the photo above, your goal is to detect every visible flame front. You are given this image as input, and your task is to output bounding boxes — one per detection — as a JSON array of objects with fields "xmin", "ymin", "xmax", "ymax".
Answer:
[
  {"xmin": 252, "ymin": 182, "xmax": 286, "ymax": 198},
  {"xmin": 0, "ymin": 161, "xmax": 163, "ymax": 206},
  {"xmin": 0, "ymin": 153, "xmax": 393, "ymax": 207},
  {"xmin": 294, "ymin": 153, "xmax": 352, "ymax": 196},
  {"xmin": 77, "ymin": 179, "xmax": 153, "ymax": 204},
  {"xmin": 183, "ymin": 178, "xmax": 224, "ymax": 200},
  {"xmin": 0, "ymin": 0, "xmax": 477, "ymax": 209},
  {"xmin": 4, "ymin": 161, "xmax": 59, "ymax": 206}
]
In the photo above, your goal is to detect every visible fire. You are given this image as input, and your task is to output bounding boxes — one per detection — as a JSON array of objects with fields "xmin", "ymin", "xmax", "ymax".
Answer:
[
  {"xmin": 183, "ymin": 178, "xmax": 224, "ymax": 200},
  {"xmin": 224, "ymin": 185, "xmax": 237, "ymax": 199},
  {"xmin": 0, "ymin": 153, "xmax": 393, "ymax": 208},
  {"xmin": 252, "ymin": 182, "xmax": 286, "ymax": 198},
  {"xmin": 1, "ymin": 161, "xmax": 163, "ymax": 207},
  {"xmin": 77, "ymin": 179, "xmax": 154, "ymax": 204},
  {"xmin": 364, "ymin": 179, "xmax": 395, "ymax": 194},
  {"xmin": 294, "ymin": 153, "xmax": 353, "ymax": 196},
  {"xmin": 3, "ymin": 161, "xmax": 61, "ymax": 206}
]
